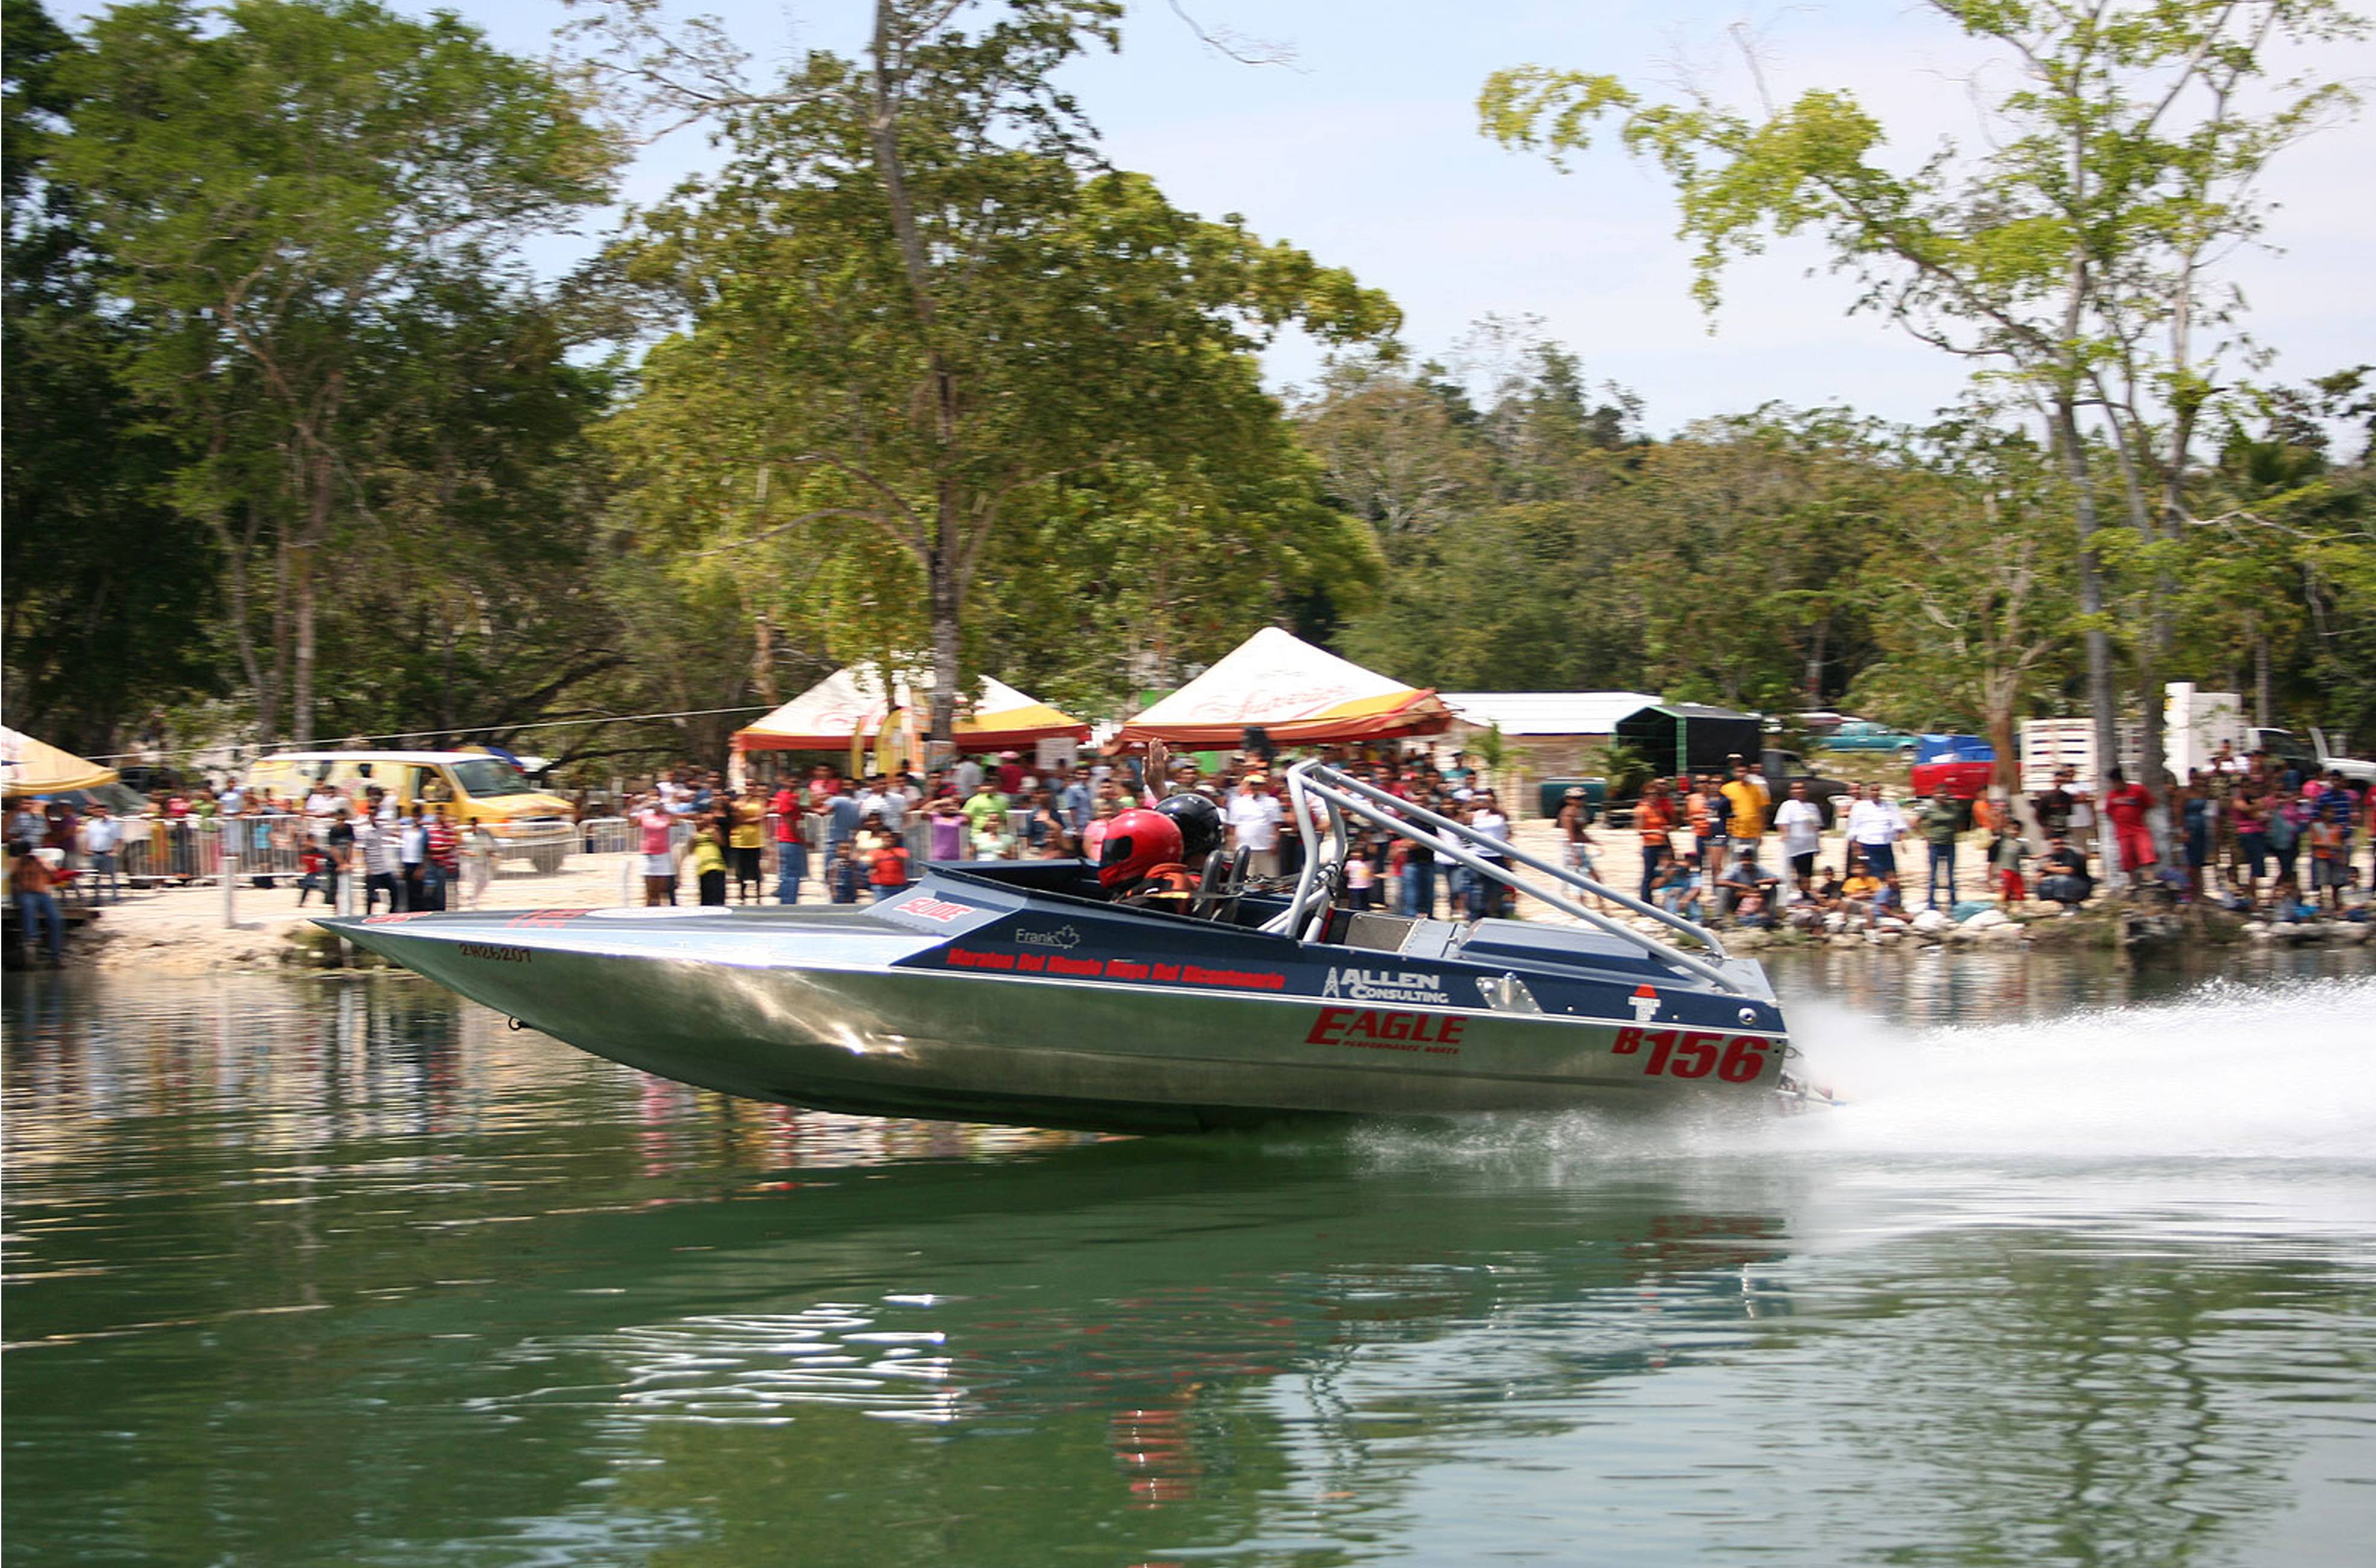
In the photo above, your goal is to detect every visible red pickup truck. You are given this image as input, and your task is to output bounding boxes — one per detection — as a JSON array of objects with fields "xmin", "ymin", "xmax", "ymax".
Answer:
[{"xmin": 1909, "ymin": 757, "xmax": 1996, "ymax": 800}]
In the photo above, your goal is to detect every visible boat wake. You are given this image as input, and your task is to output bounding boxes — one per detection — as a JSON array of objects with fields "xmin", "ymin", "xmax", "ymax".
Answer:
[
  {"xmin": 1784, "ymin": 973, "xmax": 2376, "ymax": 1163},
  {"xmin": 1353, "ymin": 975, "xmax": 2376, "ymax": 1170}
]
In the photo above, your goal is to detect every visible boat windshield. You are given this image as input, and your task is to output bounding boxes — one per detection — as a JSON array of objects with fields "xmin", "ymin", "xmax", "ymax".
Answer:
[{"xmin": 449, "ymin": 759, "xmax": 535, "ymax": 797}]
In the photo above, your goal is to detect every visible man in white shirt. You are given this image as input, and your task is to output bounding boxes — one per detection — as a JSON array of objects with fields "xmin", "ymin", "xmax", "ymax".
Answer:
[
  {"xmin": 1844, "ymin": 783, "xmax": 1907, "ymax": 878},
  {"xmin": 1226, "ymin": 775, "xmax": 1285, "ymax": 879},
  {"xmin": 1773, "ymin": 780, "xmax": 1827, "ymax": 893},
  {"xmin": 81, "ymin": 805, "xmax": 125, "ymax": 903},
  {"xmin": 1470, "ymin": 791, "xmax": 1514, "ymax": 917},
  {"xmin": 855, "ymin": 774, "xmax": 905, "ymax": 831},
  {"xmin": 952, "ymin": 756, "xmax": 984, "ymax": 797},
  {"xmin": 398, "ymin": 806, "xmax": 429, "ymax": 909},
  {"xmin": 351, "ymin": 809, "xmax": 398, "ymax": 913},
  {"xmin": 303, "ymin": 784, "xmax": 342, "ymax": 844}
]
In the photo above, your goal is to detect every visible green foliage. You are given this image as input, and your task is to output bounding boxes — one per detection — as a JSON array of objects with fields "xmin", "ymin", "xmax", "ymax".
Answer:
[
  {"xmin": 45, "ymin": 0, "xmax": 619, "ymax": 744},
  {"xmin": 3, "ymin": 0, "xmax": 219, "ymax": 752},
  {"xmin": 1482, "ymin": 0, "xmax": 2368, "ymax": 775},
  {"xmin": 1841, "ymin": 415, "xmax": 2077, "ymax": 761},
  {"xmin": 604, "ymin": 0, "xmax": 1396, "ymax": 740},
  {"xmin": 1601, "ymin": 741, "xmax": 1655, "ymax": 801},
  {"xmin": 1310, "ymin": 345, "xmax": 1885, "ymax": 710}
]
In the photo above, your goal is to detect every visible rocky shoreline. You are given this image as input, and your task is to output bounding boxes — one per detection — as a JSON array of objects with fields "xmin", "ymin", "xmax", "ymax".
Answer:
[{"xmin": 1701, "ymin": 902, "xmax": 2372, "ymax": 954}]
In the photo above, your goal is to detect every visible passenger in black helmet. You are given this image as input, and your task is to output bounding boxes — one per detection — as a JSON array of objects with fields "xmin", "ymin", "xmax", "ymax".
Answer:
[{"xmin": 1153, "ymin": 791, "xmax": 1223, "ymax": 864}]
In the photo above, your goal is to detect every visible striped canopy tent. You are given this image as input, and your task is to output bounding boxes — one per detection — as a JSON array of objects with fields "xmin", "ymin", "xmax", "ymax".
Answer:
[
  {"xmin": 731, "ymin": 664, "xmax": 1089, "ymax": 756},
  {"xmin": 1117, "ymin": 627, "xmax": 1453, "ymax": 748},
  {"xmin": 1, "ymin": 726, "xmax": 119, "ymax": 798}
]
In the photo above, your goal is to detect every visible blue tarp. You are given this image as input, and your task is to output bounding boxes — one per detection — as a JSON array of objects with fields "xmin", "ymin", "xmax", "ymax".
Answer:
[{"xmin": 1915, "ymin": 733, "xmax": 1996, "ymax": 764}]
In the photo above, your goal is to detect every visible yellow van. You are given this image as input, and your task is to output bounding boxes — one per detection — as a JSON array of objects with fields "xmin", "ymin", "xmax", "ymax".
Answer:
[{"xmin": 246, "ymin": 750, "xmax": 576, "ymax": 871}]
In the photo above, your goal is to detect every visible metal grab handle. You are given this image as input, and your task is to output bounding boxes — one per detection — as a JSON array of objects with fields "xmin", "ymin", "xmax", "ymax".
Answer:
[
  {"xmin": 1268, "ymin": 760, "xmax": 1747, "ymax": 996},
  {"xmin": 1305, "ymin": 761, "xmax": 1727, "ymax": 960}
]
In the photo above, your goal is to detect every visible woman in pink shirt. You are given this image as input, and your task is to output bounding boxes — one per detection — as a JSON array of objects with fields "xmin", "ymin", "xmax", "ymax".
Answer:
[{"xmin": 638, "ymin": 795, "xmax": 678, "ymax": 905}]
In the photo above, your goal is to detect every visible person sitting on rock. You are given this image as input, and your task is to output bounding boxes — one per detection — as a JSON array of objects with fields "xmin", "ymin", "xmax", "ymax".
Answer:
[
  {"xmin": 2035, "ymin": 835, "xmax": 2094, "ymax": 914},
  {"xmin": 1651, "ymin": 852, "xmax": 1701, "ymax": 921},
  {"xmin": 1717, "ymin": 846, "xmax": 1780, "ymax": 926},
  {"xmin": 1839, "ymin": 859, "xmax": 1885, "ymax": 927}
]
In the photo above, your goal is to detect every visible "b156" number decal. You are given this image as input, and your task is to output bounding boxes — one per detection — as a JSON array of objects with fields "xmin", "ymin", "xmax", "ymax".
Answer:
[{"xmin": 1611, "ymin": 1027, "xmax": 1769, "ymax": 1082}]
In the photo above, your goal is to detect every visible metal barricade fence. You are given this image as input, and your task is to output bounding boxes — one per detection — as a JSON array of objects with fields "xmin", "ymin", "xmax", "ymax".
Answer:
[
  {"xmin": 489, "ymin": 820, "xmax": 578, "ymax": 879},
  {"xmin": 229, "ymin": 813, "xmax": 310, "ymax": 884},
  {"xmin": 579, "ymin": 816, "xmax": 634, "ymax": 856},
  {"xmin": 119, "ymin": 816, "xmax": 217, "ymax": 885}
]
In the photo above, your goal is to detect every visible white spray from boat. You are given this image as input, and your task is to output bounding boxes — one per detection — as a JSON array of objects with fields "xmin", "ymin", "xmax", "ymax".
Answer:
[
  {"xmin": 1783, "ymin": 974, "xmax": 2376, "ymax": 1162},
  {"xmin": 1352, "ymin": 975, "xmax": 2376, "ymax": 1171}
]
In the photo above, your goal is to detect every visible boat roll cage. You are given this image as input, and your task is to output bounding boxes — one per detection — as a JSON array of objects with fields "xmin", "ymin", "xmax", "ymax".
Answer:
[{"xmin": 1265, "ymin": 759, "xmax": 1750, "ymax": 996}]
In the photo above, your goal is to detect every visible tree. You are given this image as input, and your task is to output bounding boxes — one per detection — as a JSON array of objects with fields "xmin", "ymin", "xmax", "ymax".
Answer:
[
  {"xmin": 51, "ymin": 0, "xmax": 616, "ymax": 744},
  {"xmin": 1845, "ymin": 418, "xmax": 2077, "ymax": 785},
  {"xmin": 1481, "ymin": 0, "xmax": 2364, "ymax": 789},
  {"xmin": 2, "ymin": 0, "xmax": 218, "ymax": 754},
  {"xmin": 590, "ymin": 0, "xmax": 1396, "ymax": 748}
]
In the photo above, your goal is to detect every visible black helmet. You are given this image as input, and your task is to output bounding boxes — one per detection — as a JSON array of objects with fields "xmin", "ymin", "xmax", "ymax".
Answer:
[{"xmin": 1155, "ymin": 791, "xmax": 1224, "ymax": 862}]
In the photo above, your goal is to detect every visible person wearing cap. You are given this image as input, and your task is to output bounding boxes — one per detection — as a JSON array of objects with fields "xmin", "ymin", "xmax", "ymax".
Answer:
[{"xmin": 1226, "ymin": 772, "xmax": 1284, "ymax": 879}]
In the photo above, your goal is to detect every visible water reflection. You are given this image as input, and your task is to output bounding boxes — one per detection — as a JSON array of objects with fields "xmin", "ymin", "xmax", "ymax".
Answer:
[
  {"xmin": 1760, "ymin": 938, "xmax": 2374, "ymax": 1027},
  {"xmin": 5, "ymin": 970, "xmax": 2373, "ymax": 1567}
]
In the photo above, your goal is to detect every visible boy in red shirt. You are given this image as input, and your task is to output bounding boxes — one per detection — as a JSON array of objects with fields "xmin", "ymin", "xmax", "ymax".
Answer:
[{"xmin": 868, "ymin": 835, "xmax": 911, "ymax": 900}]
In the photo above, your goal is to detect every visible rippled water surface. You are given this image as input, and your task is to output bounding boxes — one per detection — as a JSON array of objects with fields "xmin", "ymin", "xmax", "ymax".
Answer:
[{"xmin": 6, "ymin": 948, "xmax": 2375, "ymax": 1566}]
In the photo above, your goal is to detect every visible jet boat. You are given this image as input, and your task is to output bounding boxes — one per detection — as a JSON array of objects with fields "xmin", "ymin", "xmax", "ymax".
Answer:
[{"xmin": 323, "ymin": 761, "xmax": 1795, "ymax": 1134}]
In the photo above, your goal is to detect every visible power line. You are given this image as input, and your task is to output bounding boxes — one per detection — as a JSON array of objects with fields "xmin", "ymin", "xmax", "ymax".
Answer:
[{"xmin": 80, "ymin": 706, "xmax": 777, "ymax": 765}]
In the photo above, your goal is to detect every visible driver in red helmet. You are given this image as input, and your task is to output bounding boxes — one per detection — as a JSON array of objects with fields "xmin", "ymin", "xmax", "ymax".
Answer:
[{"xmin": 1098, "ymin": 807, "xmax": 1199, "ymax": 910}]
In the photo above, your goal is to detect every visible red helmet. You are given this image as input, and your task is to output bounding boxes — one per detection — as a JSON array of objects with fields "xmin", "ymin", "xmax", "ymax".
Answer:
[{"xmin": 1098, "ymin": 808, "xmax": 1185, "ymax": 890}]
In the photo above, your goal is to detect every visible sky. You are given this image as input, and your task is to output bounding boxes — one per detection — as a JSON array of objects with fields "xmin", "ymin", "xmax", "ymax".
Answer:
[{"xmin": 59, "ymin": 0, "xmax": 2376, "ymax": 434}]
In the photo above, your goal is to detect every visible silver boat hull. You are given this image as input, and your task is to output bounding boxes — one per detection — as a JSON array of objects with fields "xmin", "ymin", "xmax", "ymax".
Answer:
[{"xmin": 328, "ymin": 899, "xmax": 1788, "ymax": 1135}]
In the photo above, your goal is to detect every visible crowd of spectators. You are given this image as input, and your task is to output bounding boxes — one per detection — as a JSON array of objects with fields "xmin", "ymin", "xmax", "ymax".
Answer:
[
  {"xmin": 1619, "ymin": 739, "xmax": 2372, "ymax": 936},
  {"xmin": 622, "ymin": 745, "xmax": 1534, "ymax": 914},
  {"xmin": 11, "ymin": 731, "xmax": 2369, "ymax": 961}
]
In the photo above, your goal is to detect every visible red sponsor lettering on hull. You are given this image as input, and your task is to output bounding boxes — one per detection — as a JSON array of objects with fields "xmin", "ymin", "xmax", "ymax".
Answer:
[{"xmin": 1304, "ymin": 1006, "xmax": 1464, "ymax": 1055}]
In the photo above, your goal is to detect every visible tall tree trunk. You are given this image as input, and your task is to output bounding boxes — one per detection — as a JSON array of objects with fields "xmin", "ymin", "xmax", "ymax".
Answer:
[
  {"xmin": 928, "ymin": 523, "xmax": 962, "ymax": 760},
  {"xmin": 269, "ymin": 531, "xmax": 290, "ymax": 742},
  {"xmin": 291, "ymin": 541, "xmax": 317, "ymax": 746},
  {"xmin": 290, "ymin": 441, "xmax": 335, "ymax": 746},
  {"xmin": 212, "ymin": 499, "xmax": 276, "ymax": 743},
  {"xmin": 2253, "ymin": 626, "xmax": 2272, "ymax": 727},
  {"xmin": 868, "ymin": 1, "xmax": 964, "ymax": 747},
  {"xmin": 2137, "ymin": 627, "xmax": 2165, "ymax": 788},
  {"xmin": 1987, "ymin": 676, "xmax": 2019, "ymax": 795},
  {"xmin": 753, "ymin": 611, "xmax": 779, "ymax": 706},
  {"xmin": 2051, "ymin": 396, "xmax": 2120, "ymax": 788}
]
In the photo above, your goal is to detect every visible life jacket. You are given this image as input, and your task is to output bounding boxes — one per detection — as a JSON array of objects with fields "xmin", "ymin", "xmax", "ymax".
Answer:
[{"xmin": 1118, "ymin": 862, "xmax": 1199, "ymax": 908}]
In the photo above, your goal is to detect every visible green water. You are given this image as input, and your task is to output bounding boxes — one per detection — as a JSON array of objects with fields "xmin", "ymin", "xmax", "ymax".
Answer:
[{"xmin": 5, "ymin": 952, "xmax": 2374, "ymax": 1566}]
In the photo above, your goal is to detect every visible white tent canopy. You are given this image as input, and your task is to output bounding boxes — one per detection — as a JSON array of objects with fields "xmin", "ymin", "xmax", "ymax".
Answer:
[
  {"xmin": 733, "ymin": 664, "xmax": 1088, "ymax": 753},
  {"xmin": 1120, "ymin": 627, "xmax": 1451, "ymax": 747},
  {"xmin": 1440, "ymin": 692, "xmax": 1662, "ymax": 736}
]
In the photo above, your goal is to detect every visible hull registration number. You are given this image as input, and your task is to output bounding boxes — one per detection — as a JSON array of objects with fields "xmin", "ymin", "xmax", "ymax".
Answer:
[{"xmin": 1611, "ymin": 1027, "xmax": 1769, "ymax": 1083}]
